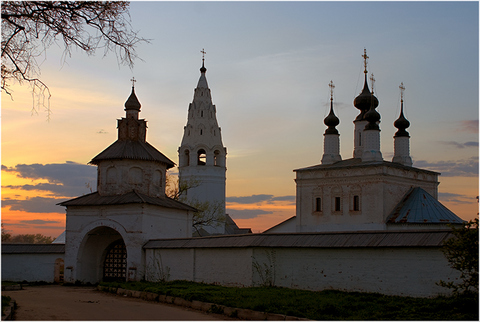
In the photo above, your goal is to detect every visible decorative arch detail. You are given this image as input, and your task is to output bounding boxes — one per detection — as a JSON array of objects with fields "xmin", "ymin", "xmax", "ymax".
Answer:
[
  {"xmin": 106, "ymin": 166, "xmax": 117, "ymax": 184},
  {"xmin": 128, "ymin": 167, "xmax": 143, "ymax": 185}
]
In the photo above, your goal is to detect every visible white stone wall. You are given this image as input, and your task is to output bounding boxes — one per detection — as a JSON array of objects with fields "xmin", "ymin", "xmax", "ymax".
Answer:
[
  {"xmin": 252, "ymin": 247, "xmax": 457, "ymax": 297},
  {"xmin": 97, "ymin": 159, "xmax": 167, "ymax": 197},
  {"xmin": 146, "ymin": 248, "xmax": 253, "ymax": 287},
  {"xmin": 295, "ymin": 164, "xmax": 439, "ymax": 232},
  {"xmin": 65, "ymin": 204, "xmax": 192, "ymax": 283},
  {"xmin": 1, "ymin": 253, "xmax": 64, "ymax": 282},
  {"xmin": 144, "ymin": 246, "xmax": 458, "ymax": 297}
]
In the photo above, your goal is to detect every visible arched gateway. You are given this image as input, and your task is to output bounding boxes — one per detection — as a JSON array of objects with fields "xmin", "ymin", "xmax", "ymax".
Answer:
[
  {"xmin": 74, "ymin": 226, "xmax": 127, "ymax": 283},
  {"xmin": 59, "ymin": 84, "xmax": 195, "ymax": 284}
]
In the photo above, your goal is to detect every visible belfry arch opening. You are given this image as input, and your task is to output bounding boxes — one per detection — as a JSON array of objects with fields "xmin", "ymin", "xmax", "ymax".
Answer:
[
  {"xmin": 197, "ymin": 149, "xmax": 206, "ymax": 165},
  {"xmin": 76, "ymin": 226, "xmax": 126, "ymax": 284}
]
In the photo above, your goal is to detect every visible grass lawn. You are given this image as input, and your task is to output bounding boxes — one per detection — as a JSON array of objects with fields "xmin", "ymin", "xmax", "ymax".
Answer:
[{"xmin": 99, "ymin": 280, "xmax": 478, "ymax": 320}]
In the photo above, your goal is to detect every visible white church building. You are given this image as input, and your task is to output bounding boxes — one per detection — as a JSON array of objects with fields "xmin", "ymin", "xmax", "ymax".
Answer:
[{"xmin": 2, "ymin": 51, "xmax": 464, "ymax": 297}]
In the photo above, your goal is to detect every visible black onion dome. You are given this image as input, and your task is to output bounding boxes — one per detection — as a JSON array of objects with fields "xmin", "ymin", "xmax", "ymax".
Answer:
[
  {"xmin": 125, "ymin": 87, "xmax": 141, "ymax": 111},
  {"xmin": 324, "ymin": 101, "xmax": 339, "ymax": 135},
  {"xmin": 394, "ymin": 107, "xmax": 410, "ymax": 137},
  {"xmin": 364, "ymin": 104, "xmax": 381, "ymax": 131},
  {"xmin": 354, "ymin": 75, "xmax": 379, "ymax": 121}
]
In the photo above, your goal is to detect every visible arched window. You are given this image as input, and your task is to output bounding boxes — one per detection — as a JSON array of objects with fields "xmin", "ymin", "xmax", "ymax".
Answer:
[
  {"xmin": 128, "ymin": 167, "xmax": 143, "ymax": 185},
  {"xmin": 335, "ymin": 197, "xmax": 341, "ymax": 212},
  {"xmin": 214, "ymin": 150, "xmax": 220, "ymax": 166},
  {"xmin": 197, "ymin": 149, "xmax": 206, "ymax": 165},
  {"xmin": 153, "ymin": 170, "xmax": 162, "ymax": 188},
  {"xmin": 315, "ymin": 197, "xmax": 322, "ymax": 212},
  {"xmin": 353, "ymin": 195, "xmax": 360, "ymax": 211},
  {"xmin": 106, "ymin": 167, "xmax": 117, "ymax": 184},
  {"xmin": 184, "ymin": 150, "xmax": 190, "ymax": 166}
]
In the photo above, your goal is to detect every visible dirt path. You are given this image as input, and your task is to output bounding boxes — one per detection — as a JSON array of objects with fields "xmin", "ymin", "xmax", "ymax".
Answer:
[{"xmin": 2, "ymin": 285, "xmax": 235, "ymax": 320}]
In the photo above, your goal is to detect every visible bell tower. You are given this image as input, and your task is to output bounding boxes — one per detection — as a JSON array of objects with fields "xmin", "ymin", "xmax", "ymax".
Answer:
[{"xmin": 178, "ymin": 51, "xmax": 227, "ymax": 235}]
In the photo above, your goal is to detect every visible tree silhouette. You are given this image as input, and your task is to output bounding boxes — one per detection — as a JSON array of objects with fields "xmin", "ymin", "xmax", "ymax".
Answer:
[{"xmin": 1, "ymin": 1, "xmax": 147, "ymax": 114}]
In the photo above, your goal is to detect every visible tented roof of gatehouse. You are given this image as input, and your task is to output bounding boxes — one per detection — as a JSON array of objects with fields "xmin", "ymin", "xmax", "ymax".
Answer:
[
  {"xmin": 387, "ymin": 187, "xmax": 464, "ymax": 224},
  {"xmin": 89, "ymin": 140, "xmax": 175, "ymax": 169},
  {"xmin": 57, "ymin": 190, "xmax": 196, "ymax": 212}
]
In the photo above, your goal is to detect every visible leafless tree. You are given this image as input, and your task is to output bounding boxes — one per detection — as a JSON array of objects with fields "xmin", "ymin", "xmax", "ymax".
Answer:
[
  {"xmin": 1, "ymin": 1, "xmax": 147, "ymax": 116},
  {"xmin": 166, "ymin": 173, "xmax": 225, "ymax": 236}
]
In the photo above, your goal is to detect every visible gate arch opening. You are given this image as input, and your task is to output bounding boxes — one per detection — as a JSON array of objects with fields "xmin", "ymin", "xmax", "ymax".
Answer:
[{"xmin": 76, "ymin": 226, "xmax": 126, "ymax": 284}]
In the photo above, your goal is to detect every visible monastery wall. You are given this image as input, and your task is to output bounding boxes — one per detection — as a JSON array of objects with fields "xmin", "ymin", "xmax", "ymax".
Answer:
[
  {"xmin": 145, "ymin": 246, "xmax": 459, "ymax": 297},
  {"xmin": 2, "ymin": 253, "xmax": 64, "ymax": 283},
  {"xmin": 251, "ymin": 247, "xmax": 457, "ymax": 297},
  {"xmin": 145, "ymin": 248, "xmax": 253, "ymax": 287}
]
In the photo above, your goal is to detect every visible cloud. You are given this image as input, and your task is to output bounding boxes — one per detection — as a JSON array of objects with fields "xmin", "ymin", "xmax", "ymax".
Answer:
[
  {"xmin": 227, "ymin": 209, "xmax": 273, "ymax": 219},
  {"xmin": 440, "ymin": 141, "xmax": 478, "ymax": 149},
  {"xmin": 226, "ymin": 194, "xmax": 274, "ymax": 204},
  {"xmin": 226, "ymin": 194, "xmax": 296, "ymax": 205},
  {"xmin": 271, "ymin": 195, "xmax": 295, "ymax": 202},
  {"xmin": 458, "ymin": 120, "xmax": 479, "ymax": 134},
  {"xmin": 20, "ymin": 219, "xmax": 60, "ymax": 225},
  {"xmin": 414, "ymin": 157, "xmax": 478, "ymax": 177},
  {"xmin": 2, "ymin": 161, "xmax": 96, "ymax": 197},
  {"xmin": 438, "ymin": 192, "xmax": 475, "ymax": 204},
  {"xmin": 2, "ymin": 197, "xmax": 67, "ymax": 213}
]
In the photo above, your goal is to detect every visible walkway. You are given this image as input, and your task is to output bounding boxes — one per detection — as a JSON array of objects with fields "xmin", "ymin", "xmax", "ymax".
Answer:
[{"xmin": 2, "ymin": 285, "xmax": 234, "ymax": 320}]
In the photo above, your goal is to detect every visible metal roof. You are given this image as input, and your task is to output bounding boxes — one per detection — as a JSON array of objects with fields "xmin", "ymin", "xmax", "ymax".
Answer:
[
  {"xmin": 58, "ymin": 190, "xmax": 197, "ymax": 212},
  {"xmin": 263, "ymin": 216, "xmax": 296, "ymax": 233},
  {"xmin": 1, "ymin": 244, "xmax": 65, "ymax": 254},
  {"xmin": 294, "ymin": 158, "xmax": 438, "ymax": 175},
  {"xmin": 387, "ymin": 187, "xmax": 464, "ymax": 224},
  {"xmin": 144, "ymin": 230, "xmax": 454, "ymax": 249},
  {"xmin": 89, "ymin": 140, "xmax": 175, "ymax": 169}
]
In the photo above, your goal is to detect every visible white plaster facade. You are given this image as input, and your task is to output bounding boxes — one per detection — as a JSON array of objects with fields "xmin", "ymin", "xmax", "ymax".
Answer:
[
  {"xmin": 97, "ymin": 159, "xmax": 167, "ymax": 197},
  {"xmin": 178, "ymin": 61, "xmax": 227, "ymax": 235},
  {"xmin": 64, "ymin": 204, "xmax": 192, "ymax": 283},
  {"xmin": 294, "ymin": 161, "xmax": 439, "ymax": 232}
]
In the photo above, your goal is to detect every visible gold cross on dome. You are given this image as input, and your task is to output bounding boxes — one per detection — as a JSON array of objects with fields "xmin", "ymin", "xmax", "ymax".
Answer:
[
  {"xmin": 201, "ymin": 48, "xmax": 206, "ymax": 61},
  {"xmin": 130, "ymin": 77, "xmax": 136, "ymax": 88},
  {"xmin": 362, "ymin": 48, "xmax": 369, "ymax": 73},
  {"xmin": 329, "ymin": 80, "xmax": 335, "ymax": 100},
  {"xmin": 370, "ymin": 73, "xmax": 375, "ymax": 93}
]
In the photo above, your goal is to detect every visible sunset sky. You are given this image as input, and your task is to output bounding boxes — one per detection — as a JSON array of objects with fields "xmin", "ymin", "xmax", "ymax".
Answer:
[{"xmin": 1, "ymin": 1, "xmax": 478, "ymax": 237}]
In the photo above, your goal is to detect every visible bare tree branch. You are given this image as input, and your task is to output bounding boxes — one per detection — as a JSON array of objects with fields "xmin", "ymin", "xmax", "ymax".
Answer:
[{"xmin": 1, "ymin": 1, "xmax": 148, "ymax": 115}]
